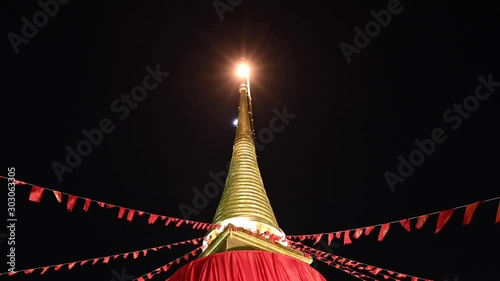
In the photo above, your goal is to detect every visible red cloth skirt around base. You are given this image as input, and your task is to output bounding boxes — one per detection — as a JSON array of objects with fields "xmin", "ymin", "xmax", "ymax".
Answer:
[{"xmin": 167, "ymin": 250, "xmax": 327, "ymax": 281}]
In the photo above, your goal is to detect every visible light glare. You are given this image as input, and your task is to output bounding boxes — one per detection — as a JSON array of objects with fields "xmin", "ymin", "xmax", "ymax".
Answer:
[
  {"xmin": 236, "ymin": 64, "xmax": 250, "ymax": 78},
  {"xmin": 233, "ymin": 118, "xmax": 238, "ymax": 126}
]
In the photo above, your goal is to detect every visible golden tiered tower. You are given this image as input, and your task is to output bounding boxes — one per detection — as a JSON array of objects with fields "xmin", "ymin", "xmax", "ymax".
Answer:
[{"xmin": 199, "ymin": 74, "xmax": 312, "ymax": 264}]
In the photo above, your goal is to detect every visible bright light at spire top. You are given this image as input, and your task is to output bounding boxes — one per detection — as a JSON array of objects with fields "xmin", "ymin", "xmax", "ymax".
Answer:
[{"xmin": 236, "ymin": 64, "xmax": 250, "ymax": 78}]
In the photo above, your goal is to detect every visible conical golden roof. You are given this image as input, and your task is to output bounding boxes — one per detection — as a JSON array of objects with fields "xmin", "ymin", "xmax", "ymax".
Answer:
[
  {"xmin": 211, "ymin": 83, "xmax": 280, "ymax": 229},
  {"xmin": 199, "ymin": 82, "xmax": 312, "ymax": 265}
]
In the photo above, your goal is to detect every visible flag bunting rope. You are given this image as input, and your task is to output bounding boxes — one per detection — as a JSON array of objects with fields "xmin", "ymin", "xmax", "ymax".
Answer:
[
  {"xmin": 290, "ymin": 240, "xmax": 434, "ymax": 281},
  {"xmin": 133, "ymin": 246, "xmax": 203, "ymax": 281},
  {"xmin": 313, "ymin": 254, "xmax": 378, "ymax": 281},
  {"xmin": 205, "ymin": 226, "xmax": 370, "ymax": 279},
  {"xmin": 0, "ymin": 236, "xmax": 203, "ymax": 277},
  {"xmin": 0, "ymin": 176, "xmax": 219, "ymax": 230},
  {"xmin": 287, "ymin": 196, "xmax": 500, "ymax": 245}
]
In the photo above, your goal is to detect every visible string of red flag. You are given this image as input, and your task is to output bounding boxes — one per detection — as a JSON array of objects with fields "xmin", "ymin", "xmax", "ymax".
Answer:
[
  {"xmin": 314, "ymin": 254, "xmax": 378, "ymax": 281},
  {"xmin": 208, "ymin": 225, "xmax": 383, "ymax": 280},
  {"xmin": 203, "ymin": 225, "xmax": 427, "ymax": 281},
  {"xmin": 133, "ymin": 246, "xmax": 203, "ymax": 281},
  {"xmin": 0, "ymin": 237, "xmax": 203, "ymax": 277},
  {"xmin": 298, "ymin": 244, "xmax": 378, "ymax": 281},
  {"xmin": 313, "ymin": 253, "xmax": 409, "ymax": 281},
  {"xmin": 0, "ymin": 176, "xmax": 219, "ymax": 230},
  {"xmin": 287, "ymin": 196, "xmax": 500, "ymax": 245},
  {"xmin": 290, "ymin": 240, "xmax": 433, "ymax": 281}
]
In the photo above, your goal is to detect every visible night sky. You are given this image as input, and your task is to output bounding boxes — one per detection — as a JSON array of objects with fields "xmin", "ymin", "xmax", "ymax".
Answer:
[{"xmin": 1, "ymin": 1, "xmax": 500, "ymax": 280}]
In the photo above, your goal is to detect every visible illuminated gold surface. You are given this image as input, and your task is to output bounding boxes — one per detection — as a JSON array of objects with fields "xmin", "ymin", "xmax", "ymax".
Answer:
[
  {"xmin": 199, "ymin": 225, "xmax": 313, "ymax": 264},
  {"xmin": 212, "ymin": 84, "xmax": 280, "ymax": 229},
  {"xmin": 202, "ymin": 84, "xmax": 312, "ymax": 264}
]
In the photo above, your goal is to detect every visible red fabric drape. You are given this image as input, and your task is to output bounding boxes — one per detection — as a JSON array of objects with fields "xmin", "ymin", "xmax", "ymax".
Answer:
[{"xmin": 167, "ymin": 250, "xmax": 326, "ymax": 281}]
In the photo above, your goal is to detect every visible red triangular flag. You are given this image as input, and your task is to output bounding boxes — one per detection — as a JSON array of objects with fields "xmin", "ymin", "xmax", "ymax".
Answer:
[
  {"xmin": 102, "ymin": 256, "xmax": 110, "ymax": 264},
  {"xmin": 399, "ymin": 219, "xmax": 411, "ymax": 232},
  {"xmin": 41, "ymin": 267, "xmax": 49, "ymax": 274},
  {"xmin": 377, "ymin": 223, "xmax": 390, "ymax": 241},
  {"xmin": 313, "ymin": 234, "xmax": 323, "ymax": 246},
  {"xmin": 67, "ymin": 195, "xmax": 77, "ymax": 212},
  {"xmin": 148, "ymin": 214, "xmax": 158, "ymax": 224},
  {"xmin": 365, "ymin": 226, "xmax": 375, "ymax": 235},
  {"xmin": 411, "ymin": 277, "xmax": 418, "ymax": 281},
  {"xmin": 176, "ymin": 219, "xmax": 184, "ymax": 227},
  {"xmin": 127, "ymin": 209, "xmax": 135, "ymax": 222},
  {"xmin": 327, "ymin": 233, "xmax": 334, "ymax": 245},
  {"xmin": 137, "ymin": 211, "xmax": 144, "ymax": 216},
  {"xmin": 435, "ymin": 209, "xmax": 454, "ymax": 234},
  {"xmin": 347, "ymin": 260, "xmax": 359, "ymax": 267},
  {"xmin": 25, "ymin": 269, "xmax": 35, "ymax": 274},
  {"xmin": 92, "ymin": 258, "xmax": 99, "ymax": 265},
  {"xmin": 353, "ymin": 228, "xmax": 363, "ymax": 239},
  {"xmin": 97, "ymin": 202, "xmax": 105, "ymax": 207},
  {"xmin": 415, "ymin": 214, "xmax": 429, "ymax": 229},
  {"xmin": 54, "ymin": 264, "xmax": 63, "ymax": 270},
  {"xmin": 123, "ymin": 253, "xmax": 129, "ymax": 259},
  {"xmin": 68, "ymin": 262, "xmax": 76, "ymax": 270},
  {"xmin": 83, "ymin": 199, "xmax": 91, "ymax": 211},
  {"xmin": 81, "ymin": 260, "xmax": 88, "ymax": 265},
  {"xmin": 496, "ymin": 200, "xmax": 500, "ymax": 223},
  {"xmin": 372, "ymin": 268, "xmax": 382, "ymax": 275},
  {"xmin": 133, "ymin": 251, "xmax": 139, "ymax": 259},
  {"xmin": 137, "ymin": 277, "xmax": 145, "ymax": 281},
  {"xmin": 335, "ymin": 232, "xmax": 341, "ymax": 239},
  {"xmin": 463, "ymin": 201, "xmax": 481, "ymax": 225},
  {"xmin": 118, "ymin": 207, "xmax": 126, "ymax": 219},
  {"xmin": 343, "ymin": 230, "xmax": 352, "ymax": 245},
  {"xmin": 53, "ymin": 191, "xmax": 63, "ymax": 203},
  {"xmin": 29, "ymin": 186, "xmax": 44, "ymax": 203},
  {"xmin": 143, "ymin": 250, "xmax": 147, "ymax": 256}
]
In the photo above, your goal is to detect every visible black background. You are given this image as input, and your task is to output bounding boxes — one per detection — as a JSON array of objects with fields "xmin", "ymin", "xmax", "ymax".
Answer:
[{"xmin": 1, "ymin": 1, "xmax": 499, "ymax": 280}]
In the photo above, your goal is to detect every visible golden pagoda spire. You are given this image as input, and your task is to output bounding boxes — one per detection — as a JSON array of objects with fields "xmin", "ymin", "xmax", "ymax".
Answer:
[
  {"xmin": 211, "ymin": 82, "xmax": 280, "ymax": 228},
  {"xmin": 199, "ymin": 63, "xmax": 312, "ymax": 264}
]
